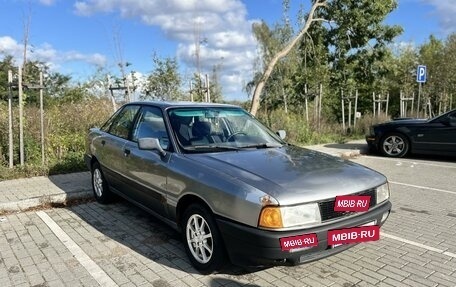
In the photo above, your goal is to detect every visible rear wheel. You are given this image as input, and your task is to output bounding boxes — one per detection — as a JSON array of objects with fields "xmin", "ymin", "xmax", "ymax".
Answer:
[
  {"xmin": 380, "ymin": 133, "xmax": 409, "ymax": 158},
  {"xmin": 91, "ymin": 162, "xmax": 111, "ymax": 204},
  {"xmin": 182, "ymin": 204, "xmax": 226, "ymax": 274}
]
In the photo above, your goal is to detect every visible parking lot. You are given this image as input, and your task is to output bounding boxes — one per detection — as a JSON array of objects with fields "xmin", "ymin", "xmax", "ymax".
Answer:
[{"xmin": 1, "ymin": 152, "xmax": 456, "ymax": 287}]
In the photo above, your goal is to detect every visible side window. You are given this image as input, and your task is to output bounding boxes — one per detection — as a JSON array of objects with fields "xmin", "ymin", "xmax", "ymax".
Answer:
[
  {"xmin": 133, "ymin": 106, "xmax": 169, "ymax": 150},
  {"xmin": 108, "ymin": 105, "xmax": 140, "ymax": 139},
  {"xmin": 100, "ymin": 109, "xmax": 121, "ymax": 132}
]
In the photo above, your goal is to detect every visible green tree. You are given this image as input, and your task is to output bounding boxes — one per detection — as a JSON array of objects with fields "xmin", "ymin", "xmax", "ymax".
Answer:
[
  {"xmin": 320, "ymin": 0, "xmax": 402, "ymax": 117},
  {"xmin": 442, "ymin": 34, "xmax": 456, "ymax": 110},
  {"xmin": 249, "ymin": 0, "xmax": 402, "ymax": 117},
  {"xmin": 142, "ymin": 54, "xmax": 183, "ymax": 101},
  {"xmin": 0, "ymin": 56, "xmax": 16, "ymax": 100}
]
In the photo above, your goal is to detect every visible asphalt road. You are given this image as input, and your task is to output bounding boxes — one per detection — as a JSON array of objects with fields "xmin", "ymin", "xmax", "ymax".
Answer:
[{"xmin": 1, "ymin": 153, "xmax": 455, "ymax": 286}]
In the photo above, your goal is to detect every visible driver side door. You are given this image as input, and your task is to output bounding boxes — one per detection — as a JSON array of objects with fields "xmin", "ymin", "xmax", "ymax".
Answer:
[
  {"xmin": 418, "ymin": 111, "xmax": 456, "ymax": 153},
  {"xmin": 122, "ymin": 106, "xmax": 171, "ymax": 217}
]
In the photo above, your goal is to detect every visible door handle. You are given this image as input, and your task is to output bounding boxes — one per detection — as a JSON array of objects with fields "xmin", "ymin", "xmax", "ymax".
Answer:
[{"xmin": 124, "ymin": 149, "xmax": 131, "ymax": 156}]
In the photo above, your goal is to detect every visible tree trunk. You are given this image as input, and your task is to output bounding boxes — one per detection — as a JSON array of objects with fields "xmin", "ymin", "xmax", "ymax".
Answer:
[{"xmin": 249, "ymin": 0, "xmax": 327, "ymax": 116}]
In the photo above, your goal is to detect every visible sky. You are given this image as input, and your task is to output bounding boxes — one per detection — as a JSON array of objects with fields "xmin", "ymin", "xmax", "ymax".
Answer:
[{"xmin": 1, "ymin": 0, "xmax": 456, "ymax": 101}]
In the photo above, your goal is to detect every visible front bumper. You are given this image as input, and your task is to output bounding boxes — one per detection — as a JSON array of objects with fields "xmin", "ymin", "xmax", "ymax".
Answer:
[
  {"xmin": 216, "ymin": 201, "xmax": 391, "ymax": 267},
  {"xmin": 366, "ymin": 134, "xmax": 379, "ymax": 151},
  {"xmin": 84, "ymin": 154, "xmax": 92, "ymax": 171}
]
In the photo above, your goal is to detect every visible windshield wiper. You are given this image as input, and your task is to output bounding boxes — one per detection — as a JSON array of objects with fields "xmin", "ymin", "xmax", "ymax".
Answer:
[
  {"xmin": 238, "ymin": 143, "xmax": 282, "ymax": 149},
  {"xmin": 183, "ymin": 145, "xmax": 241, "ymax": 151}
]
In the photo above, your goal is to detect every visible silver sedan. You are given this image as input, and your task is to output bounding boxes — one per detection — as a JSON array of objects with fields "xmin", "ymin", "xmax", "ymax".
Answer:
[{"xmin": 85, "ymin": 101, "xmax": 391, "ymax": 273}]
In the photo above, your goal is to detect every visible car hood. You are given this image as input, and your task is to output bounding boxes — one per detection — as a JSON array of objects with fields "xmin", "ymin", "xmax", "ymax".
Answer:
[
  {"xmin": 187, "ymin": 146, "xmax": 386, "ymax": 205},
  {"xmin": 375, "ymin": 118, "xmax": 428, "ymax": 127}
]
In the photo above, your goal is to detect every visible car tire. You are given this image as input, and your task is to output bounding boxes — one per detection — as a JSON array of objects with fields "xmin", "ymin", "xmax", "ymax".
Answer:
[
  {"xmin": 91, "ymin": 162, "xmax": 111, "ymax": 204},
  {"xmin": 182, "ymin": 204, "xmax": 226, "ymax": 274},
  {"xmin": 380, "ymin": 133, "xmax": 409, "ymax": 158}
]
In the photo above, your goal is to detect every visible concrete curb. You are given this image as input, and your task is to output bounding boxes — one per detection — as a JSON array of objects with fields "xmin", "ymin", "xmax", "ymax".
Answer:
[{"xmin": 0, "ymin": 189, "xmax": 92, "ymax": 213}]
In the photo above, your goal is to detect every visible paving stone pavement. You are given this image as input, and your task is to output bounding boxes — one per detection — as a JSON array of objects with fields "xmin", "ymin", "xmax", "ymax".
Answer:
[{"xmin": 1, "ymin": 200, "xmax": 455, "ymax": 287}]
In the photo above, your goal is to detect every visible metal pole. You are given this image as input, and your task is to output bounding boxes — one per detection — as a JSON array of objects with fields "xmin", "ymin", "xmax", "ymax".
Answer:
[
  {"xmin": 411, "ymin": 93, "xmax": 415, "ymax": 117},
  {"xmin": 18, "ymin": 66, "xmax": 24, "ymax": 166},
  {"xmin": 341, "ymin": 90, "xmax": 345, "ymax": 132},
  {"xmin": 205, "ymin": 74, "xmax": 209, "ymax": 102},
  {"xmin": 378, "ymin": 94, "xmax": 381, "ymax": 116},
  {"xmin": 305, "ymin": 84, "xmax": 308, "ymax": 122},
  {"xmin": 305, "ymin": 96, "xmax": 309, "ymax": 122},
  {"xmin": 386, "ymin": 93, "xmax": 390, "ymax": 116},
  {"xmin": 40, "ymin": 72, "xmax": 45, "ymax": 166},
  {"xmin": 417, "ymin": 83, "xmax": 422, "ymax": 117},
  {"xmin": 348, "ymin": 97, "xmax": 352, "ymax": 128},
  {"xmin": 318, "ymin": 84, "xmax": 322, "ymax": 130},
  {"xmin": 354, "ymin": 90, "xmax": 358, "ymax": 128},
  {"xmin": 373, "ymin": 92, "xmax": 376, "ymax": 117},
  {"xmin": 8, "ymin": 70, "xmax": 14, "ymax": 168}
]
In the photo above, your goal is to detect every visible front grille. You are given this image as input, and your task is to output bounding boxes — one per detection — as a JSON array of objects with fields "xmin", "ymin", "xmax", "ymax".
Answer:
[{"xmin": 318, "ymin": 188, "xmax": 377, "ymax": 221}]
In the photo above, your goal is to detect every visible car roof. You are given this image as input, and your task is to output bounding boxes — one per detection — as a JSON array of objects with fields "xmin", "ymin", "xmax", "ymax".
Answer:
[{"xmin": 126, "ymin": 101, "xmax": 240, "ymax": 109}]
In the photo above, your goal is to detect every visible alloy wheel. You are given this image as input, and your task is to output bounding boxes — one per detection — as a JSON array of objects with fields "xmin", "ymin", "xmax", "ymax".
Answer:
[
  {"xmin": 382, "ymin": 135, "xmax": 405, "ymax": 156},
  {"xmin": 93, "ymin": 168, "xmax": 104, "ymax": 197},
  {"xmin": 186, "ymin": 214, "xmax": 213, "ymax": 264}
]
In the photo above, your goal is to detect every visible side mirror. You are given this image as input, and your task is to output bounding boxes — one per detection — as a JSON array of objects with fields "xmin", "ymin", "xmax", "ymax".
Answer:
[
  {"xmin": 138, "ymin": 138, "xmax": 166, "ymax": 156},
  {"xmin": 276, "ymin": 130, "xmax": 286, "ymax": 140}
]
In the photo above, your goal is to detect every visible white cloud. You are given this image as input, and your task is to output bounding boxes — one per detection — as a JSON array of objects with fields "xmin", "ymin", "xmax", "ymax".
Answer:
[
  {"xmin": 0, "ymin": 36, "xmax": 23, "ymax": 58},
  {"xmin": 0, "ymin": 36, "xmax": 106, "ymax": 70},
  {"xmin": 423, "ymin": 0, "xmax": 456, "ymax": 34},
  {"xmin": 73, "ymin": 0, "xmax": 259, "ymax": 100}
]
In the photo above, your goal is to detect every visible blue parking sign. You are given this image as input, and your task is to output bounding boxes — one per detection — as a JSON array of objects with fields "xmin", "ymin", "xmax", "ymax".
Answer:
[{"xmin": 417, "ymin": 65, "xmax": 426, "ymax": 83}]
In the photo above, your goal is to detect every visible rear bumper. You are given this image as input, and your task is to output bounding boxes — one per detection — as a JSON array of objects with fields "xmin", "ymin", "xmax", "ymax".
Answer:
[{"xmin": 216, "ymin": 201, "xmax": 391, "ymax": 267}]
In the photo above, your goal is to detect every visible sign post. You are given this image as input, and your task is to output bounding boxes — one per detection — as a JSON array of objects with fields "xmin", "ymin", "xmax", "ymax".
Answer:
[{"xmin": 416, "ymin": 65, "xmax": 427, "ymax": 117}]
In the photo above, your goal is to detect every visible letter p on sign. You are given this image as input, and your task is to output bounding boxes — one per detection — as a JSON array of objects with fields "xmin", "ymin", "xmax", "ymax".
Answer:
[{"xmin": 417, "ymin": 65, "xmax": 427, "ymax": 83}]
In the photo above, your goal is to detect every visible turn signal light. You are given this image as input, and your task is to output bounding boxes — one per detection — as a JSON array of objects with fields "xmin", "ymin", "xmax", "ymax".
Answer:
[{"xmin": 259, "ymin": 207, "xmax": 283, "ymax": 228}]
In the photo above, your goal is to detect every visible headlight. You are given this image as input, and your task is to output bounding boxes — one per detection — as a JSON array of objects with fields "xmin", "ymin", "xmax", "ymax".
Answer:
[
  {"xmin": 259, "ymin": 203, "xmax": 321, "ymax": 229},
  {"xmin": 369, "ymin": 126, "xmax": 374, "ymax": 135},
  {"xmin": 376, "ymin": 182, "xmax": 390, "ymax": 204}
]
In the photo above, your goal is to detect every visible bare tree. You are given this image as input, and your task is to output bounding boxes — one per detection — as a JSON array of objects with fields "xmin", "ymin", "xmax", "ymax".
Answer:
[
  {"xmin": 113, "ymin": 27, "xmax": 132, "ymax": 103},
  {"xmin": 249, "ymin": 0, "xmax": 327, "ymax": 116},
  {"xmin": 22, "ymin": 8, "xmax": 31, "ymax": 77}
]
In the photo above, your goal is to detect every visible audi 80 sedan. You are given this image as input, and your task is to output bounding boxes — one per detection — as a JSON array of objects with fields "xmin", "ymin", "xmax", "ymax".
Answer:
[{"xmin": 85, "ymin": 101, "xmax": 391, "ymax": 273}]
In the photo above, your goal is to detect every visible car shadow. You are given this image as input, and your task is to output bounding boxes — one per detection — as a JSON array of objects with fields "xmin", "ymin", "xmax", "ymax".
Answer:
[
  {"xmin": 46, "ymin": 171, "xmax": 93, "ymax": 203},
  {"xmin": 65, "ymin": 198, "xmax": 271, "ymax": 279},
  {"xmin": 323, "ymin": 143, "xmax": 370, "ymax": 154}
]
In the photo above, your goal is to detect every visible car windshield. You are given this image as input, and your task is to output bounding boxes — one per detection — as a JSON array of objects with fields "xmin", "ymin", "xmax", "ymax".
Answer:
[{"xmin": 167, "ymin": 107, "xmax": 284, "ymax": 152}]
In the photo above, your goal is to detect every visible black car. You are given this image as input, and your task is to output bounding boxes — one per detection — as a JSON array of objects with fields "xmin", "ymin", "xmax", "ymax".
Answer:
[{"xmin": 366, "ymin": 109, "xmax": 456, "ymax": 158}]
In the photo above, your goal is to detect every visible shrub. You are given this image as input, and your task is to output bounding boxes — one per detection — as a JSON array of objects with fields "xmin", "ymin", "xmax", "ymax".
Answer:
[{"xmin": 0, "ymin": 98, "xmax": 112, "ymax": 180}]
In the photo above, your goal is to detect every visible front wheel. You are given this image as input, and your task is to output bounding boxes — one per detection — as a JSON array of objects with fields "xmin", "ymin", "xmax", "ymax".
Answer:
[
  {"xmin": 380, "ymin": 133, "xmax": 409, "ymax": 158},
  {"xmin": 182, "ymin": 204, "xmax": 226, "ymax": 274},
  {"xmin": 91, "ymin": 162, "xmax": 112, "ymax": 204}
]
